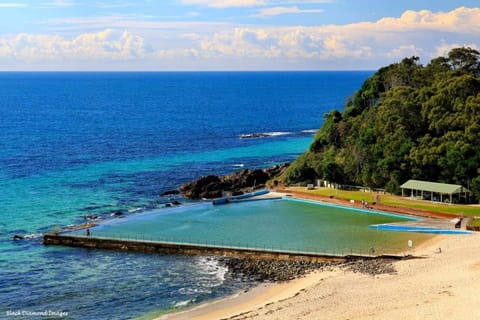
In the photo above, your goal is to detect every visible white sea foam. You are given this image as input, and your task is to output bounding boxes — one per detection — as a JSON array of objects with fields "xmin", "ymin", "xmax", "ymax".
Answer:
[
  {"xmin": 266, "ymin": 131, "xmax": 292, "ymax": 136},
  {"xmin": 195, "ymin": 256, "xmax": 228, "ymax": 285},
  {"xmin": 233, "ymin": 163, "xmax": 245, "ymax": 167},
  {"xmin": 178, "ymin": 287, "xmax": 208, "ymax": 295},
  {"xmin": 239, "ymin": 131, "xmax": 292, "ymax": 139},
  {"xmin": 174, "ymin": 299, "xmax": 192, "ymax": 307},
  {"xmin": 239, "ymin": 129, "xmax": 317, "ymax": 139},
  {"xmin": 23, "ymin": 233, "xmax": 42, "ymax": 239},
  {"xmin": 301, "ymin": 129, "xmax": 318, "ymax": 134}
]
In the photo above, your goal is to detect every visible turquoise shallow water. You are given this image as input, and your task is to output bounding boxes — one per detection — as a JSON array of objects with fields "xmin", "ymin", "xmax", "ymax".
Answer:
[{"xmin": 74, "ymin": 199, "xmax": 432, "ymax": 256}]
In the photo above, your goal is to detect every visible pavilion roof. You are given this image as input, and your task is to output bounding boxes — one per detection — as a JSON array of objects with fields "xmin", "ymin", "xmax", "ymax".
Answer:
[{"xmin": 400, "ymin": 179, "xmax": 470, "ymax": 194}]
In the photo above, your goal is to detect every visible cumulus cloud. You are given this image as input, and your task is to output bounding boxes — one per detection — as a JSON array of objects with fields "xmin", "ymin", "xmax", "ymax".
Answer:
[
  {"xmin": 0, "ymin": 7, "xmax": 478, "ymax": 70},
  {"xmin": 253, "ymin": 6, "xmax": 323, "ymax": 17},
  {"xmin": 434, "ymin": 42, "xmax": 480, "ymax": 58},
  {"xmin": 386, "ymin": 45, "xmax": 419, "ymax": 59},
  {"xmin": 196, "ymin": 7, "xmax": 480, "ymax": 65},
  {"xmin": 196, "ymin": 25, "xmax": 378, "ymax": 64},
  {"xmin": 0, "ymin": 29, "xmax": 148, "ymax": 62},
  {"xmin": 374, "ymin": 7, "xmax": 480, "ymax": 33}
]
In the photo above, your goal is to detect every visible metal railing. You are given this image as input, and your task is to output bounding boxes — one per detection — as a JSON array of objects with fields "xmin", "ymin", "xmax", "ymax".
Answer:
[{"xmin": 64, "ymin": 230, "xmax": 414, "ymax": 257}]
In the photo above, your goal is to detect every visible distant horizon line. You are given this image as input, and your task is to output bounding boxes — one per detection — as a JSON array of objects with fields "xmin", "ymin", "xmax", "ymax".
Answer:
[{"xmin": 0, "ymin": 70, "xmax": 375, "ymax": 73}]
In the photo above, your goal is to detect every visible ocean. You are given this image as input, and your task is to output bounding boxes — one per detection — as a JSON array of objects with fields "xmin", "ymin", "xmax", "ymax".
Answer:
[{"xmin": 0, "ymin": 71, "xmax": 371, "ymax": 319}]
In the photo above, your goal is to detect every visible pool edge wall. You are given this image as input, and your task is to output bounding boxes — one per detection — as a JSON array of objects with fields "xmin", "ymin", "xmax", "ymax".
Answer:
[{"xmin": 43, "ymin": 233, "xmax": 360, "ymax": 262}]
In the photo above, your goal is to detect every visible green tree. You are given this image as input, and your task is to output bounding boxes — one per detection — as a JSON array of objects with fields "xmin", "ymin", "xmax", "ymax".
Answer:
[
  {"xmin": 282, "ymin": 48, "xmax": 480, "ymax": 202},
  {"xmin": 447, "ymin": 47, "xmax": 480, "ymax": 74}
]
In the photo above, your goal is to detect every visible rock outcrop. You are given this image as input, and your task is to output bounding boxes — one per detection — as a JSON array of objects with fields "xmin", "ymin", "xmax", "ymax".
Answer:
[
  {"xmin": 159, "ymin": 190, "xmax": 180, "ymax": 197},
  {"xmin": 219, "ymin": 257, "xmax": 333, "ymax": 282},
  {"xmin": 218, "ymin": 257, "xmax": 397, "ymax": 282},
  {"xmin": 180, "ymin": 163, "xmax": 289, "ymax": 199},
  {"xmin": 342, "ymin": 258, "xmax": 397, "ymax": 276}
]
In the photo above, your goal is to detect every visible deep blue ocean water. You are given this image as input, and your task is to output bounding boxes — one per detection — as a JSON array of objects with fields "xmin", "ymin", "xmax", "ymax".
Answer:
[{"xmin": 0, "ymin": 71, "xmax": 371, "ymax": 320}]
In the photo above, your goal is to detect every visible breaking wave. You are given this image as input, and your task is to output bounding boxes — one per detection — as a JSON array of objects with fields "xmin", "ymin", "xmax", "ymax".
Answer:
[{"xmin": 239, "ymin": 129, "xmax": 317, "ymax": 139}]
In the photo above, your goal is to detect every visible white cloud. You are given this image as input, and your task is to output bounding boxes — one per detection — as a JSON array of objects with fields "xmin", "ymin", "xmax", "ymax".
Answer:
[
  {"xmin": 386, "ymin": 45, "xmax": 419, "ymax": 59},
  {"xmin": 253, "ymin": 6, "xmax": 323, "ymax": 17},
  {"xmin": 0, "ymin": 7, "xmax": 478, "ymax": 70},
  {"xmin": 434, "ymin": 42, "xmax": 480, "ymax": 58},
  {"xmin": 181, "ymin": 0, "xmax": 266, "ymax": 8},
  {"xmin": 0, "ymin": 2, "xmax": 27, "ymax": 7},
  {"xmin": 0, "ymin": 29, "xmax": 148, "ymax": 62},
  {"xmin": 374, "ymin": 7, "xmax": 480, "ymax": 34},
  {"xmin": 196, "ymin": 7, "xmax": 480, "ymax": 66}
]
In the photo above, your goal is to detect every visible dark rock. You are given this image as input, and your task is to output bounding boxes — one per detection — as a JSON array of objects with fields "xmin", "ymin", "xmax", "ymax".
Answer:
[
  {"xmin": 160, "ymin": 190, "xmax": 180, "ymax": 196},
  {"xmin": 180, "ymin": 175, "xmax": 222, "ymax": 199},
  {"xmin": 110, "ymin": 210, "xmax": 123, "ymax": 216},
  {"xmin": 240, "ymin": 133, "xmax": 271, "ymax": 139},
  {"xmin": 342, "ymin": 258, "xmax": 397, "ymax": 276},
  {"xmin": 180, "ymin": 163, "xmax": 290, "ymax": 199},
  {"xmin": 165, "ymin": 200, "xmax": 181, "ymax": 208},
  {"xmin": 12, "ymin": 235, "xmax": 24, "ymax": 240},
  {"xmin": 216, "ymin": 256, "xmax": 396, "ymax": 283},
  {"xmin": 219, "ymin": 257, "xmax": 330, "ymax": 282}
]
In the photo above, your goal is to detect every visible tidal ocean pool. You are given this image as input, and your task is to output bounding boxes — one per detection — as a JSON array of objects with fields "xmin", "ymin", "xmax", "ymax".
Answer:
[{"xmin": 73, "ymin": 198, "xmax": 433, "ymax": 256}]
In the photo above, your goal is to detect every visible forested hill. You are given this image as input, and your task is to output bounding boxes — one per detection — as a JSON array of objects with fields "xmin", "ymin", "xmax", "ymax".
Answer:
[{"xmin": 282, "ymin": 47, "xmax": 480, "ymax": 199}]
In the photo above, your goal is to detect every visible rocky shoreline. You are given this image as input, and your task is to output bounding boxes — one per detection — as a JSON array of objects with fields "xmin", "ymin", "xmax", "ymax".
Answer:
[
  {"xmin": 219, "ymin": 257, "xmax": 397, "ymax": 283},
  {"xmin": 341, "ymin": 257, "xmax": 397, "ymax": 275},
  {"xmin": 179, "ymin": 164, "xmax": 289, "ymax": 199}
]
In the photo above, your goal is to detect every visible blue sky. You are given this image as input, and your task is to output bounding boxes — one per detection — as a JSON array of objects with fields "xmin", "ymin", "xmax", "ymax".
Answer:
[{"xmin": 0, "ymin": 0, "xmax": 479, "ymax": 70}]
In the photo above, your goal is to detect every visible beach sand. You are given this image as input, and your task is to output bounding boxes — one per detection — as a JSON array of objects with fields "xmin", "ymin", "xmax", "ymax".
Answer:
[{"xmin": 160, "ymin": 232, "xmax": 480, "ymax": 320}]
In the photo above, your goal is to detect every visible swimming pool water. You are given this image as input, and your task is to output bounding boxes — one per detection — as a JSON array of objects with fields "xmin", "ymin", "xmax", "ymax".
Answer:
[{"xmin": 74, "ymin": 199, "xmax": 433, "ymax": 255}]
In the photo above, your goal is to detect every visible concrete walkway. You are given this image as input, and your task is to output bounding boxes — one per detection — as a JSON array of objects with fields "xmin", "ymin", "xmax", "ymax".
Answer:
[{"xmin": 379, "ymin": 218, "xmax": 458, "ymax": 230}]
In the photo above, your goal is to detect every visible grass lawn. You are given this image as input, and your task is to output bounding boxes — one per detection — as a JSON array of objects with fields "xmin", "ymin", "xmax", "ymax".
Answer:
[{"xmin": 287, "ymin": 187, "xmax": 480, "ymax": 217}]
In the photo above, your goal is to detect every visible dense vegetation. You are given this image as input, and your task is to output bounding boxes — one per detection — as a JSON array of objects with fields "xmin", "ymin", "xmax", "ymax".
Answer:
[{"xmin": 283, "ymin": 48, "xmax": 480, "ymax": 200}]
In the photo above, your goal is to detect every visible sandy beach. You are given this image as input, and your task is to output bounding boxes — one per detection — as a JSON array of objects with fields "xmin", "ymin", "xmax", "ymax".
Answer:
[{"xmin": 160, "ymin": 232, "xmax": 480, "ymax": 320}]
